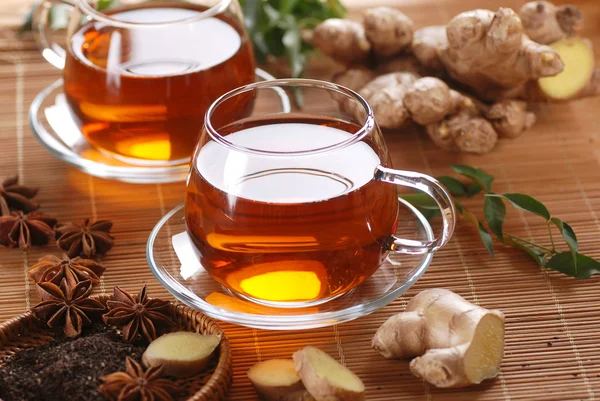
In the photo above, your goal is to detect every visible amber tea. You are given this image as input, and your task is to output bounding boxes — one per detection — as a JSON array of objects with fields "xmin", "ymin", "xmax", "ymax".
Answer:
[
  {"xmin": 64, "ymin": 3, "xmax": 256, "ymax": 164},
  {"xmin": 185, "ymin": 118, "xmax": 400, "ymax": 305}
]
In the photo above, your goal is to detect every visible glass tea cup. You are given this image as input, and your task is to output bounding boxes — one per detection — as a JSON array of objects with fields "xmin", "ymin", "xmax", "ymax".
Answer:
[
  {"xmin": 184, "ymin": 79, "xmax": 456, "ymax": 308},
  {"xmin": 33, "ymin": 0, "xmax": 256, "ymax": 166}
]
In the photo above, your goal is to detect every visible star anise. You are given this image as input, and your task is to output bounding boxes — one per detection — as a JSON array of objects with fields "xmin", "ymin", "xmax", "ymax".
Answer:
[
  {"xmin": 0, "ymin": 211, "xmax": 57, "ymax": 250},
  {"xmin": 31, "ymin": 279, "xmax": 105, "ymax": 337},
  {"xmin": 0, "ymin": 175, "xmax": 39, "ymax": 216},
  {"xmin": 28, "ymin": 254, "xmax": 106, "ymax": 288},
  {"xmin": 99, "ymin": 357, "xmax": 180, "ymax": 401},
  {"xmin": 103, "ymin": 286, "xmax": 176, "ymax": 343},
  {"xmin": 56, "ymin": 219, "xmax": 114, "ymax": 258}
]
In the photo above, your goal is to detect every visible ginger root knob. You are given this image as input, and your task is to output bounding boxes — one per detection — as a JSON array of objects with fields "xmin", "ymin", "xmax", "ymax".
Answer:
[{"xmin": 373, "ymin": 289, "xmax": 505, "ymax": 388}]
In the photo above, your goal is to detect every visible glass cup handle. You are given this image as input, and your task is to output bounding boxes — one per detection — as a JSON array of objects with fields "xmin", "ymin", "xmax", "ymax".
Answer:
[
  {"xmin": 375, "ymin": 165, "xmax": 456, "ymax": 255},
  {"xmin": 32, "ymin": 0, "xmax": 75, "ymax": 70}
]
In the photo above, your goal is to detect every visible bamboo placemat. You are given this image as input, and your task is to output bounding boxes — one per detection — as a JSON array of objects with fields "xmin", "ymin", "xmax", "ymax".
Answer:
[{"xmin": 1, "ymin": 0, "xmax": 600, "ymax": 400}]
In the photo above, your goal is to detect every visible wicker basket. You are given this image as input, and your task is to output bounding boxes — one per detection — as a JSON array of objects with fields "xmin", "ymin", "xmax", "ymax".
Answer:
[{"xmin": 0, "ymin": 295, "xmax": 233, "ymax": 401}]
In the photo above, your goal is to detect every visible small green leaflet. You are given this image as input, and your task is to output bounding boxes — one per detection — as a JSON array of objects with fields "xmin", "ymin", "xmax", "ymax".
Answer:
[
  {"xmin": 450, "ymin": 164, "xmax": 494, "ymax": 193},
  {"xmin": 486, "ymin": 193, "xmax": 551, "ymax": 221},
  {"xmin": 437, "ymin": 176, "xmax": 468, "ymax": 197},
  {"xmin": 551, "ymin": 218, "xmax": 578, "ymax": 265},
  {"xmin": 483, "ymin": 196, "xmax": 506, "ymax": 241},
  {"xmin": 462, "ymin": 209, "xmax": 494, "ymax": 257},
  {"xmin": 546, "ymin": 252, "xmax": 600, "ymax": 279},
  {"xmin": 98, "ymin": 0, "xmax": 114, "ymax": 10},
  {"xmin": 400, "ymin": 193, "xmax": 439, "ymax": 210}
]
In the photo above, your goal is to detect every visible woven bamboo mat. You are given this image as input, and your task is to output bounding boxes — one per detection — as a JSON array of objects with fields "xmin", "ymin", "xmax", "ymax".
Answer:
[{"xmin": 1, "ymin": 0, "xmax": 600, "ymax": 400}]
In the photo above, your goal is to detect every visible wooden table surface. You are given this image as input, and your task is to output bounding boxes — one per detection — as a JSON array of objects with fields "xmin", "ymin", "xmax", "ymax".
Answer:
[{"xmin": 1, "ymin": 0, "xmax": 600, "ymax": 400}]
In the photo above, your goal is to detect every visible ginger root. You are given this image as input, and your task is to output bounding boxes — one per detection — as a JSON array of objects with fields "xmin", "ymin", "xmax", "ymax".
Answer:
[
  {"xmin": 519, "ymin": 1, "xmax": 582, "ymax": 45},
  {"xmin": 248, "ymin": 359, "xmax": 315, "ymax": 401},
  {"xmin": 356, "ymin": 71, "xmax": 419, "ymax": 129},
  {"xmin": 411, "ymin": 26, "xmax": 447, "ymax": 72},
  {"xmin": 518, "ymin": 2, "xmax": 598, "ymax": 101},
  {"xmin": 331, "ymin": 67, "xmax": 378, "ymax": 113},
  {"xmin": 372, "ymin": 289, "xmax": 505, "ymax": 388},
  {"xmin": 333, "ymin": 68, "xmax": 531, "ymax": 153},
  {"xmin": 293, "ymin": 346, "xmax": 365, "ymax": 401},
  {"xmin": 486, "ymin": 100, "xmax": 536, "ymax": 138},
  {"xmin": 363, "ymin": 7, "xmax": 414, "ymax": 58},
  {"xmin": 142, "ymin": 332, "xmax": 220, "ymax": 377},
  {"xmin": 403, "ymin": 77, "xmax": 472, "ymax": 125},
  {"xmin": 427, "ymin": 111, "xmax": 498, "ymax": 154},
  {"xmin": 439, "ymin": 8, "xmax": 564, "ymax": 101},
  {"xmin": 312, "ymin": 20, "xmax": 371, "ymax": 65}
]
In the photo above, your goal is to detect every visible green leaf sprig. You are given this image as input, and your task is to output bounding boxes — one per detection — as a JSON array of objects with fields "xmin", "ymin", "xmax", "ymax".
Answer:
[
  {"xmin": 402, "ymin": 164, "xmax": 600, "ymax": 279},
  {"xmin": 240, "ymin": 0, "xmax": 346, "ymax": 78}
]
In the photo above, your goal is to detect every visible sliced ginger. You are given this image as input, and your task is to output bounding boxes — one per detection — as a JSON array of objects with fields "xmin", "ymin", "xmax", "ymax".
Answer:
[
  {"xmin": 293, "ymin": 346, "xmax": 365, "ymax": 401},
  {"xmin": 538, "ymin": 38, "xmax": 596, "ymax": 100},
  {"xmin": 248, "ymin": 359, "xmax": 315, "ymax": 401},
  {"xmin": 372, "ymin": 289, "xmax": 505, "ymax": 388},
  {"xmin": 142, "ymin": 332, "xmax": 220, "ymax": 377}
]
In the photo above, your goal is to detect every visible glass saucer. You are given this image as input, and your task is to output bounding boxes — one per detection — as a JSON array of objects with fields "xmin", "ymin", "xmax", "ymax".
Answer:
[
  {"xmin": 28, "ymin": 69, "xmax": 287, "ymax": 184},
  {"xmin": 146, "ymin": 199, "xmax": 435, "ymax": 330}
]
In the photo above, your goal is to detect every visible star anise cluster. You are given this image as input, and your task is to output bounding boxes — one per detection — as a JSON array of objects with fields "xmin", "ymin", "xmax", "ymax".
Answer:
[
  {"xmin": 31, "ymin": 279, "xmax": 105, "ymax": 338},
  {"xmin": 99, "ymin": 357, "xmax": 180, "ymax": 401},
  {"xmin": 0, "ymin": 175, "xmax": 39, "ymax": 216},
  {"xmin": 103, "ymin": 286, "xmax": 176, "ymax": 343},
  {"xmin": 56, "ymin": 219, "xmax": 114, "ymax": 258},
  {"xmin": 0, "ymin": 175, "xmax": 57, "ymax": 250},
  {"xmin": 28, "ymin": 254, "xmax": 106, "ymax": 288},
  {"xmin": 0, "ymin": 211, "xmax": 57, "ymax": 250}
]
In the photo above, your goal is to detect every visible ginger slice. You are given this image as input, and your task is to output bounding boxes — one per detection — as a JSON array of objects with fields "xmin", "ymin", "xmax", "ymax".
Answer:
[
  {"xmin": 248, "ymin": 359, "xmax": 315, "ymax": 401},
  {"xmin": 142, "ymin": 332, "xmax": 220, "ymax": 377},
  {"xmin": 293, "ymin": 346, "xmax": 365, "ymax": 401},
  {"xmin": 538, "ymin": 37, "xmax": 596, "ymax": 100},
  {"xmin": 372, "ymin": 289, "xmax": 505, "ymax": 388}
]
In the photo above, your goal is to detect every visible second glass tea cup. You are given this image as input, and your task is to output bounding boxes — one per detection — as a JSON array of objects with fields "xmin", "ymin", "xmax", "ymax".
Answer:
[{"xmin": 34, "ymin": 0, "xmax": 256, "ymax": 165}]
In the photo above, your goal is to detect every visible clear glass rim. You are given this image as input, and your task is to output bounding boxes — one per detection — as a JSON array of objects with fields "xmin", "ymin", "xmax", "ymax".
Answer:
[
  {"xmin": 77, "ymin": 0, "xmax": 232, "ymax": 29},
  {"xmin": 204, "ymin": 78, "xmax": 376, "ymax": 157}
]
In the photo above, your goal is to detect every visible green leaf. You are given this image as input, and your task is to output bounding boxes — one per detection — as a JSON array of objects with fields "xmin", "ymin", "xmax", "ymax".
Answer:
[
  {"xmin": 281, "ymin": 19, "xmax": 305, "ymax": 78},
  {"xmin": 450, "ymin": 164, "xmax": 494, "ymax": 193},
  {"xmin": 484, "ymin": 196, "xmax": 506, "ymax": 241},
  {"xmin": 242, "ymin": 0, "xmax": 262, "ymax": 33},
  {"xmin": 462, "ymin": 210, "xmax": 494, "ymax": 257},
  {"xmin": 546, "ymin": 252, "xmax": 600, "ymax": 279},
  {"xmin": 488, "ymin": 193, "xmax": 551, "ymax": 221},
  {"xmin": 97, "ymin": 0, "xmax": 115, "ymax": 11},
  {"xmin": 506, "ymin": 237, "xmax": 547, "ymax": 267},
  {"xmin": 19, "ymin": 6, "xmax": 35, "ymax": 34},
  {"xmin": 467, "ymin": 183, "xmax": 484, "ymax": 197},
  {"xmin": 437, "ymin": 176, "xmax": 468, "ymax": 197},
  {"xmin": 551, "ymin": 218, "xmax": 578, "ymax": 263},
  {"xmin": 400, "ymin": 193, "xmax": 439, "ymax": 210},
  {"xmin": 280, "ymin": 0, "xmax": 301, "ymax": 14}
]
